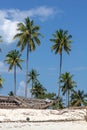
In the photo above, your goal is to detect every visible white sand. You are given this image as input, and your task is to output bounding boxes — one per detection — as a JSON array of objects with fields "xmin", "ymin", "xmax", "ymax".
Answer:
[
  {"xmin": 0, "ymin": 108, "xmax": 87, "ymax": 130},
  {"xmin": 0, "ymin": 121, "xmax": 87, "ymax": 130}
]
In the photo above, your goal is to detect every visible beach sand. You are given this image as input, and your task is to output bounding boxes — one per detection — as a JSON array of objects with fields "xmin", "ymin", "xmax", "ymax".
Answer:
[
  {"xmin": 0, "ymin": 108, "xmax": 87, "ymax": 130},
  {"xmin": 0, "ymin": 121, "xmax": 87, "ymax": 130}
]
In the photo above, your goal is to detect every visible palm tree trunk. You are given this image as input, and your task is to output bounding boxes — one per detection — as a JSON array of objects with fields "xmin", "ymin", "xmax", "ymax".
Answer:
[
  {"xmin": 66, "ymin": 92, "xmax": 67, "ymax": 107},
  {"xmin": 25, "ymin": 45, "xmax": 29, "ymax": 98},
  {"xmin": 67, "ymin": 90, "xmax": 69, "ymax": 108},
  {"xmin": 58, "ymin": 53, "xmax": 62, "ymax": 108},
  {"xmin": 31, "ymin": 80, "xmax": 33, "ymax": 98},
  {"xmin": 14, "ymin": 65, "xmax": 16, "ymax": 96}
]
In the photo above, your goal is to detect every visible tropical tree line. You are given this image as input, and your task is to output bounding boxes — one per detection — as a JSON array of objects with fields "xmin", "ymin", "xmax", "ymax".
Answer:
[
  {"xmin": 20, "ymin": 69, "xmax": 87, "ymax": 109},
  {"xmin": 0, "ymin": 17, "xmax": 87, "ymax": 109},
  {"xmin": 26, "ymin": 69, "xmax": 87, "ymax": 109}
]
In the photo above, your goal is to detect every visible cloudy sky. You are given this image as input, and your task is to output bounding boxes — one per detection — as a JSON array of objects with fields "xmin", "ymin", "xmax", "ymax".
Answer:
[{"xmin": 0, "ymin": 0, "xmax": 87, "ymax": 97}]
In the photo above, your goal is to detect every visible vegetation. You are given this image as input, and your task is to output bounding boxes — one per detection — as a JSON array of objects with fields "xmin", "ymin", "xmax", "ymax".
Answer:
[
  {"xmin": 0, "ymin": 36, "xmax": 2, "ymax": 42},
  {"xmin": 28, "ymin": 69, "xmax": 39, "ymax": 87},
  {"xmin": 52, "ymin": 97, "xmax": 65, "ymax": 109},
  {"xmin": 30, "ymin": 81, "xmax": 46, "ymax": 99},
  {"xmin": 70, "ymin": 90, "xmax": 87, "ymax": 106},
  {"xmin": 14, "ymin": 17, "xmax": 42, "ymax": 98},
  {"xmin": 0, "ymin": 75, "xmax": 4, "ymax": 88},
  {"xmin": 8, "ymin": 91, "xmax": 14, "ymax": 96},
  {"xmin": 50, "ymin": 29, "xmax": 72, "ymax": 107},
  {"xmin": 5, "ymin": 50, "xmax": 23, "ymax": 95},
  {"xmin": 0, "ymin": 36, "xmax": 2, "ymax": 52},
  {"xmin": 60, "ymin": 72, "xmax": 76, "ymax": 107},
  {"xmin": 0, "ymin": 17, "xmax": 87, "ymax": 110}
]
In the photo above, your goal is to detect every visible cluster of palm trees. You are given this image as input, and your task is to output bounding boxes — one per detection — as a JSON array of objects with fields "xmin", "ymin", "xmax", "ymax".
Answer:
[
  {"xmin": 60, "ymin": 72, "xmax": 87, "ymax": 108},
  {"xmin": 0, "ymin": 36, "xmax": 4, "ymax": 89},
  {"xmin": 0, "ymin": 17, "xmax": 87, "ymax": 109},
  {"xmin": 0, "ymin": 17, "xmax": 42, "ymax": 97},
  {"xmin": 50, "ymin": 29, "xmax": 87, "ymax": 108},
  {"xmin": 27, "ymin": 69, "xmax": 46, "ymax": 98}
]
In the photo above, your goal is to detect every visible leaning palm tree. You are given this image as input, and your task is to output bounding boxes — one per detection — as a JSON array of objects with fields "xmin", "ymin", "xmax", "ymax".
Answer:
[
  {"xmin": 60, "ymin": 72, "xmax": 76, "ymax": 108},
  {"xmin": 70, "ymin": 90, "xmax": 87, "ymax": 107},
  {"xmin": 14, "ymin": 17, "xmax": 42, "ymax": 98},
  {"xmin": 50, "ymin": 29, "xmax": 72, "ymax": 107},
  {"xmin": 5, "ymin": 50, "xmax": 23, "ymax": 95}
]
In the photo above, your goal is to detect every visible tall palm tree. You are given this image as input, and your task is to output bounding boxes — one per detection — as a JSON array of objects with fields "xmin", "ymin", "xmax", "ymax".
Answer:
[
  {"xmin": 27, "ymin": 69, "xmax": 39, "ymax": 96},
  {"xmin": 14, "ymin": 17, "xmax": 42, "ymax": 98},
  {"xmin": 5, "ymin": 50, "xmax": 23, "ymax": 95},
  {"xmin": 60, "ymin": 72, "xmax": 76, "ymax": 108},
  {"xmin": 50, "ymin": 29, "xmax": 72, "ymax": 107},
  {"xmin": 70, "ymin": 90, "xmax": 87, "ymax": 106}
]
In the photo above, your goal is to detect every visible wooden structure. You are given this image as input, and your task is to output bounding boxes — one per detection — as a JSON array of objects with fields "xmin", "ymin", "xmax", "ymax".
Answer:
[{"xmin": 0, "ymin": 96, "xmax": 54, "ymax": 109}]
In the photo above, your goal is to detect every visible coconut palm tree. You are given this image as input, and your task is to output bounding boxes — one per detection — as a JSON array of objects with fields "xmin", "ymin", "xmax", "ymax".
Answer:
[
  {"xmin": 5, "ymin": 50, "xmax": 23, "ymax": 95},
  {"xmin": 50, "ymin": 29, "xmax": 72, "ymax": 106},
  {"xmin": 0, "ymin": 36, "xmax": 2, "ymax": 41},
  {"xmin": 8, "ymin": 91, "xmax": 14, "ymax": 96},
  {"xmin": 14, "ymin": 17, "xmax": 42, "ymax": 98},
  {"xmin": 52, "ymin": 96, "xmax": 65, "ymax": 109},
  {"xmin": 0, "ymin": 75, "xmax": 4, "ymax": 87},
  {"xmin": 60, "ymin": 72, "xmax": 76, "ymax": 108},
  {"xmin": 0, "ymin": 36, "xmax": 2, "ymax": 52},
  {"xmin": 30, "ymin": 81, "xmax": 47, "ymax": 99},
  {"xmin": 0, "ymin": 75, "xmax": 4, "ymax": 95},
  {"xmin": 70, "ymin": 90, "xmax": 87, "ymax": 106},
  {"xmin": 27, "ymin": 69, "xmax": 39, "ymax": 96}
]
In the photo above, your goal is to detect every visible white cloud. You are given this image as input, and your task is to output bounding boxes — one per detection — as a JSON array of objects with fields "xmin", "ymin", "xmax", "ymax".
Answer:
[
  {"xmin": 0, "ymin": 6, "xmax": 57, "ymax": 44},
  {"xmin": 17, "ymin": 80, "xmax": 31, "ymax": 97},
  {"xmin": 1, "ymin": 19, "xmax": 18, "ymax": 43}
]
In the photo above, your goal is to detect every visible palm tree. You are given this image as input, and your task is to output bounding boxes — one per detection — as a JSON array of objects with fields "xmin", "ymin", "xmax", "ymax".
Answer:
[
  {"xmin": 30, "ymin": 82, "xmax": 47, "ymax": 99},
  {"xmin": 53, "ymin": 96, "xmax": 65, "ymax": 109},
  {"xmin": 27, "ymin": 69, "xmax": 39, "ymax": 96},
  {"xmin": 14, "ymin": 17, "xmax": 42, "ymax": 98},
  {"xmin": 5, "ymin": 50, "xmax": 23, "ymax": 95},
  {"xmin": 0, "ymin": 36, "xmax": 2, "ymax": 52},
  {"xmin": 8, "ymin": 91, "xmax": 14, "ymax": 96},
  {"xmin": 50, "ymin": 29, "xmax": 72, "ymax": 106},
  {"xmin": 0, "ymin": 75, "xmax": 4, "ymax": 95},
  {"xmin": 70, "ymin": 90, "xmax": 87, "ymax": 106},
  {"xmin": 0, "ymin": 75, "xmax": 4, "ymax": 87},
  {"xmin": 60, "ymin": 72, "xmax": 76, "ymax": 108},
  {"xmin": 0, "ymin": 36, "xmax": 2, "ymax": 41}
]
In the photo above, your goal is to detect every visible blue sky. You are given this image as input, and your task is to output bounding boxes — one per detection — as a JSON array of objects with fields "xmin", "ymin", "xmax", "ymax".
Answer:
[{"xmin": 0, "ymin": 0, "xmax": 87, "ymax": 97}]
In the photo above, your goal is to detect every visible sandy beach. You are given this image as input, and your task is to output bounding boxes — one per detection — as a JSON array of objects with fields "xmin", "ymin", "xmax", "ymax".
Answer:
[
  {"xmin": 0, "ymin": 108, "xmax": 87, "ymax": 130},
  {"xmin": 0, "ymin": 121, "xmax": 87, "ymax": 130}
]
